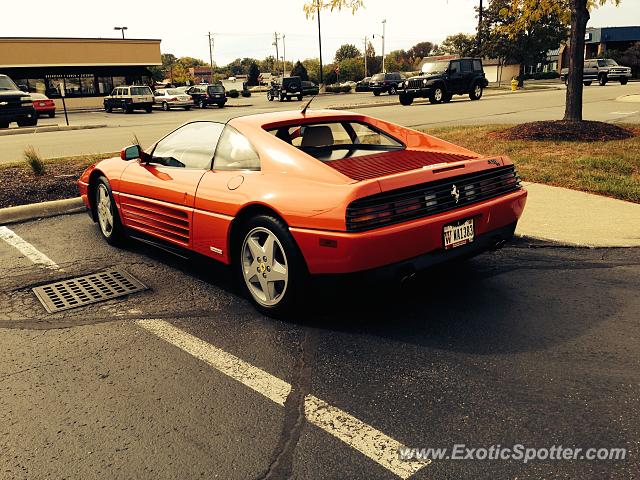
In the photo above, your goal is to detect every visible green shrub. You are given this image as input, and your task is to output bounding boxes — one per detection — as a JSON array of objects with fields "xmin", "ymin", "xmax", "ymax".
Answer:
[
  {"xmin": 24, "ymin": 145, "xmax": 45, "ymax": 176},
  {"xmin": 228, "ymin": 89, "xmax": 240, "ymax": 98},
  {"xmin": 241, "ymin": 90, "xmax": 251, "ymax": 97}
]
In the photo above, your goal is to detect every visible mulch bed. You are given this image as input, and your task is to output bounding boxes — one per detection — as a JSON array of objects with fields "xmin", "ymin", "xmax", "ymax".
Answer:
[
  {"xmin": 492, "ymin": 120, "xmax": 636, "ymax": 142},
  {"xmin": 0, "ymin": 160, "xmax": 90, "ymax": 209}
]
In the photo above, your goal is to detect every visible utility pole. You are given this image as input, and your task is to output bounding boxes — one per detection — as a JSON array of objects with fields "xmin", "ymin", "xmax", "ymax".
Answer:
[
  {"xmin": 273, "ymin": 32, "xmax": 281, "ymax": 77},
  {"xmin": 282, "ymin": 34, "xmax": 286, "ymax": 76},
  {"xmin": 373, "ymin": 20, "xmax": 386, "ymax": 73},
  {"xmin": 363, "ymin": 36, "xmax": 368, "ymax": 77},
  {"xmin": 317, "ymin": 0, "xmax": 323, "ymax": 85},
  {"xmin": 114, "ymin": 26, "xmax": 128, "ymax": 39},
  {"xmin": 477, "ymin": 0, "xmax": 483, "ymax": 50},
  {"xmin": 208, "ymin": 32, "xmax": 215, "ymax": 84}
]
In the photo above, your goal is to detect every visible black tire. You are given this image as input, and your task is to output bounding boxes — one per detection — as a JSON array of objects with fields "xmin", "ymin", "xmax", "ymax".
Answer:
[
  {"xmin": 125, "ymin": 105, "xmax": 133, "ymax": 114},
  {"xmin": 279, "ymin": 95, "xmax": 285, "ymax": 102},
  {"xmin": 429, "ymin": 86, "xmax": 445, "ymax": 104},
  {"xmin": 620, "ymin": 78, "xmax": 628, "ymax": 85},
  {"xmin": 297, "ymin": 95, "xmax": 303, "ymax": 101},
  {"xmin": 373, "ymin": 91, "xmax": 381, "ymax": 96},
  {"xmin": 399, "ymin": 93, "xmax": 413, "ymax": 106},
  {"xmin": 17, "ymin": 117, "xmax": 37, "ymax": 127},
  {"xmin": 267, "ymin": 91, "xmax": 273, "ymax": 101},
  {"xmin": 469, "ymin": 83, "xmax": 483, "ymax": 100},
  {"xmin": 162, "ymin": 102, "xmax": 170, "ymax": 111},
  {"xmin": 184, "ymin": 106, "xmax": 191, "ymax": 111},
  {"xmin": 94, "ymin": 176, "xmax": 125, "ymax": 246},
  {"xmin": 564, "ymin": 77, "xmax": 569, "ymax": 86},
  {"xmin": 199, "ymin": 99, "xmax": 207, "ymax": 109},
  {"xmin": 583, "ymin": 81, "xmax": 592, "ymax": 86},
  {"xmin": 389, "ymin": 86, "xmax": 397, "ymax": 95},
  {"xmin": 442, "ymin": 92, "xmax": 453, "ymax": 103},
  {"xmin": 235, "ymin": 215, "xmax": 308, "ymax": 317},
  {"xmin": 0, "ymin": 122, "xmax": 9, "ymax": 129},
  {"xmin": 145, "ymin": 106, "xmax": 153, "ymax": 113},
  {"xmin": 217, "ymin": 103, "xmax": 225, "ymax": 108},
  {"xmin": 598, "ymin": 74, "xmax": 608, "ymax": 86},
  {"xmin": 48, "ymin": 112, "xmax": 55, "ymax": 118},
  {"xmin": 105, "ymin": 104, "xmax": 113, "ymax": 113}
]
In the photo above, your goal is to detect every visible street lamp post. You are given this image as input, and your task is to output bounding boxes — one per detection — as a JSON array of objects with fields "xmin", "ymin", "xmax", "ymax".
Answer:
[
  {"xmin": 114, "ymin": 26, "xmax": 128, "ymax": 39},
  {"xmin": 282, "ymin": 35, "xmax": 286, "ymax": 76},
  {"xmin": 208, "ymin": 32, "xmax": 215, "ymax": 84},
  {"xmin": 317, "ymin": 0, "xmax": 323, "ymax": 85},
  {"xmin": 373, "ymin": 20, "xmax": 386, "ymax": 73}
]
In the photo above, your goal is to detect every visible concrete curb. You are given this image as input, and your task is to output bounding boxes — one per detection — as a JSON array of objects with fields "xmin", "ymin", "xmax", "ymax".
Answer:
[
  {"xmin": 0, "ymin": 197, "xmax": 85, "ymax": 225},
  {"xmin": 616, "ymin": 94, "xmax": 640, "ymax": 103},
  {"xmin": 0, "ymin": 124, "xmax": 107, "ymax": 137}
]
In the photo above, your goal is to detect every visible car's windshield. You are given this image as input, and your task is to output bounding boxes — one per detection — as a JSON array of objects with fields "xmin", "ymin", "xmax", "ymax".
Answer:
[
  {"xmin": 268, "ymin": 121, "xmax": 404, "ymax": 161},
  {"xmin": 131, "ymin": 87, "xmax": 151, "ymax": 95},
  {"xmin": 421, "ymin": 61, "xmax": 450, "ymax": 74},
  {"xmin": 371, "ymin": 73, "xmax": 384, "ymax": 81},
  {"xmin": 208, "ymin": 85, "xmax": 224, "ymax": 93},
  {"xmin": 0, "ymin": 76, "xmax": 18, "ymax": 91},
  {"xmin": 598, "ymin": 59, "xmax": 619, "ymax": 67}
]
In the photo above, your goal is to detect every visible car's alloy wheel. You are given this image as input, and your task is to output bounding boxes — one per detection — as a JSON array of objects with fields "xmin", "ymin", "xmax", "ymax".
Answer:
[
  {"xmin": 241, "ymin": 227, "xmax": 289, "ymax": 308},
  {"xmin": 267, "ymin": 92, "xmax": 273, "ymax": 101},
  {"xmin": 430, "ymin": 87, "xmax": 444, "ymax": 104},
  {"xmin": 470, "ymin": 84, "xmax": 483, "ymax": 100},
  {"xmin": 599, "ymin": 75, "xmax": 608, "ymax": 86},
  {"xmin": 94, "ymin": 177, "xmax": 124, "ymax": 245},
  {"xmin": 390, "ymin": 86, "xmax": 397, "ymax": 95},
  {"xmin": 199, "ymin": 99, "xmax": 206, "ymax": 108},
  {"xmin": 162, "ymin": 102, "xmax": 169, "ymax": 111}
]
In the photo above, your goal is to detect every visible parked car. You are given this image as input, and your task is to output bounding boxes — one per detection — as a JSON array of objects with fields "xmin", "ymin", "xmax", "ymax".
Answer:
[
  {"xmin": 369, "ymin": 72, "xmax": 404, "ymax": 96},
  {"xmin": 154, "ymin": 88, "xmax": 193, "ymax": 111},
  {"xmin": 340, "ymin": 81, "xmax": 357, "ymax": 89},
  {"xmin": 104, "ymin": 85, "xmax": 154, "ymax": 113},
  {"xmin": 399, "ymin": 58, "xmax": 489, "ymax": 106},
  {"xmin": 267, "ymin": 76, "xmax": 303, "ymax": 101},
  {"xmin": 30, "ymin": 93, "xmax": 56, "ymax": 118},
  {"xmin": 561, "ymin": 58, "xmax": 632, "ymax": 86},
  {"xmin": 301, "ymin": 81, "xmax": 319, "ymax": 96},
  {"xmin": 0, "ymin": 74, "xmax": 37, "ymax": 128},
  {"xmin": 187, "ymin": 84, "xmax": 227, "ymax": 108},
  {"xmin": 355, "ymin": 77, "xmax": 371, "ymax": 92},
  {"xmin": 78, "ymin": 110, "xmax": 526, "ymax": 316}
]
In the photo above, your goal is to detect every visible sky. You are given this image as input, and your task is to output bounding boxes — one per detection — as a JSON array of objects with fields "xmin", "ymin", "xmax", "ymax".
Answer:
[{"xmin": 4, "ymin": 0, "xmax": 640, "ymax": 66}]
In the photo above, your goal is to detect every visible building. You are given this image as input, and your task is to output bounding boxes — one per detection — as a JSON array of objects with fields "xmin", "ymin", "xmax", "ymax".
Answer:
[
  {"xmin": 559, "ymin": 26, "xmax": 640, "ymax": 71},
  {"xmin": 0, "ymin": 37, "xmax": 161, "ymax": 109}
]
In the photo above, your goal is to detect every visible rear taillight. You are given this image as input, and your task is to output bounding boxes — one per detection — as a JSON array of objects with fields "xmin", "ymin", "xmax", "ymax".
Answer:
[
  {"xmin": 169, "ymin": 97, "xmax": 177, "ymax": 102},
  {"xmin": 349, "ymin": 204, "xmax": 393, "ymax": 225}
]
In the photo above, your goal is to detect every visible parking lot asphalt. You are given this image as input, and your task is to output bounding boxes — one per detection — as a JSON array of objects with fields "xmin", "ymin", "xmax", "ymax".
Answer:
[
  {"xmin": 1, "ymin": 83, "xmax": 638, "ymax": 164},
  {"xmin": 1, "ymin": 212, "xmax": 639, "ymax": 479}
]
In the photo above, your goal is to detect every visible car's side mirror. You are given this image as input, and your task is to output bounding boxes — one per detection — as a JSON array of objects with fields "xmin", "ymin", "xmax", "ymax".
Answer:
[{"xmin": 120, "ymin": 144, "xmax": 142, "ymax": 161}]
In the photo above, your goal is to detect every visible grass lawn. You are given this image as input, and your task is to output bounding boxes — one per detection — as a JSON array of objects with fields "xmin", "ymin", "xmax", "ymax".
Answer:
[{"xmin": 424, "ymin": 124, "xmax": 640, "ymax": 203}]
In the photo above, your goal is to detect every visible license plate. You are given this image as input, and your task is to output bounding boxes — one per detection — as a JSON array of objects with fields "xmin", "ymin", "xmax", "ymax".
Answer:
[
  {"xmin": 443, "ymin": 218, "xmax": 474, "ymax": 250},
  {"xmin": 39, "ymin": 102, "xmax": 46, "ymax": 106}
]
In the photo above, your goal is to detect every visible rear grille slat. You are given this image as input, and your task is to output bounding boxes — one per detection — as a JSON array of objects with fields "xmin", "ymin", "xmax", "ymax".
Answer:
[{"xmin": 346, "ymin": 165, "xmax": 521, "ymax": 232}]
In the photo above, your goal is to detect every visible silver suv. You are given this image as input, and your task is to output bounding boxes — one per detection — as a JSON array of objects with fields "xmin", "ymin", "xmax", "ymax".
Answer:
[{"xmin": 561, "ymin": 59, "xmax": 632, "ymax": 86}]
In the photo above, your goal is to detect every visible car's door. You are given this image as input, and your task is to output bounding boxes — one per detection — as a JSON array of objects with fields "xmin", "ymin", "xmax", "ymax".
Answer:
[
  {"xmin": 460, "ymin": 59, "xmax": 474, "ymax": 91},
  {"xmin": 192, "ymin": 124, "xmax": 262, "ymax": 262},
  {"xmin": 448, "ymin": 60, "xmax": 463, "ymax": 92},
  {"xmin": 118, "ymin": 121, "xmax": 225, "ymax": 247}
]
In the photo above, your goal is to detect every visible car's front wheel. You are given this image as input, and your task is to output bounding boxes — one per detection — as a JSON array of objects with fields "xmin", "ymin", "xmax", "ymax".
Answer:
[
  {"xmin": 620, "ymin": 78, "xmax": 628, "ymax": 85},
  {"xmin": 236, "ymin": 215, "xmax": 307, "ymax": 317},
  {"xmin": 429, "ymin": 86, "xmax": 445, "ymax": 104},
  {"xmin": 94, "ymin": 176, "xmax": 124, "ymax": 245},
  {"xmin": 267, "ymin": 91, "xmax": 273, "ymax": 101},
  {"xmin": 162, "ymin": 102, "xmax": 170, "ymax": 111},
  {"xmin": 389, "ymin": 86, "xmax": 397, "ymax": 95},
  {"xmin": 399, "ymin": 93, "xmax": 413, "ymax": 106},
  {"xmin": 199, "ymin": 99, "xmax": 207, "ymax": 109},
  {"xmin": 599, "ymin": 74, "xmax": 608, "ymax": 86},
  {"xmin": 583, "ymin": 81, "xmax": 592, "ymax": 86}
]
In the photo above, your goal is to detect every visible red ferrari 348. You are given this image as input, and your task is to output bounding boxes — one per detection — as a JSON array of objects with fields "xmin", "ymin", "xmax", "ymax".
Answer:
[{"xmin": 78, "ymin": 109, "xmax": 527, "ymax": 315}]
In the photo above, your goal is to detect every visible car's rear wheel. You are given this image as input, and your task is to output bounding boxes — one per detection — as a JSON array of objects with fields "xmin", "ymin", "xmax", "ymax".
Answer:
[
  {"xmin": 17, "ymin": 117, "xmax": 37, "ymax": 127},
  {"xmin": 399, "ymin": 93, "xmax": 413, "ymax": 106},
  {"xmin": 125, "ymin": 105, "xmax": 133, "ymax": 114},
  {"xmin": 298, "ymin": 95, "xmax": 303, "ymax": 101},
  {"xmin": 105, "ymin": 104, "xmax": 112, "ymax": 113},
  {"xmin": 429, "ymin": 86, "xmax": 444, "ymax": 104},
  {"xmin": 145, "ymin": 106, "xmax": 152, "ymax": 113},
  {"xmin": 162, "ymin": 102, "xmax": 170, "ymax": 111},
  {"xmin": 95, "ymin": 176, "xmax": 124, "ymax": 246},
  {"xmin": 217, "ymin": 103, "xmax": 225, "ymax": 108},
  {"xmin": 469, "ymin": 83, "xmax": 483, "ymax": 100},
  {"xmin": 620, "ymin": 78, "xmax": 628, "ymax": 85},
  {"xmin": 389, "ymin": 86, "xmax": 397, "ymax": 95},
  {"xmin": 267, "ymin": 91, "xmax": 273, "ymax": 101},
  {"xmin": 184, "ymin": 106, "xmax": 191, "ymax": 111},
  {"xmin": 0, "ymin": 122, "xmax": 9, "ymax": 129},
  {"xmin": 373, "ymin": 91, "xmax": 380, "ymax": 96},
  {"xmin": 48, "ymin": 112, "xmax": 55, "ymax": 118},
  {"xmin": 583, "ymin": 81, "xmax": 592, "ymax": 86},
  {"xmin": 598, "ymin": 74, "xmax": 608, "ymax": 86},
  {"xmin": 236, "ymin": 215, "xmax": 307, "ymax": 317},
  {"xmin": 199, "ymin": 99, "xmax": 206, "ymax": 109}
]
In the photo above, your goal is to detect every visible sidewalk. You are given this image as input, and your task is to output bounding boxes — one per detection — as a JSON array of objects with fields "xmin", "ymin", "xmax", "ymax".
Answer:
[{"xmin": 516, "ymin": 183, "xmax": 640, "ymax": 247}]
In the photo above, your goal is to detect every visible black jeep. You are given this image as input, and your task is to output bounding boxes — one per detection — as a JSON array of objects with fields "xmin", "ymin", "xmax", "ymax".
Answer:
[
  {"xmin": 267, "ymin": 76, "xmax": 303, "ymax": 101},
  {"xmin": 0, "ymin": 74, "xmax": 37, "ymax": 128},
  {"xmin": 399, "ymin": 58, "xmax": 489, "ymax": 106}
]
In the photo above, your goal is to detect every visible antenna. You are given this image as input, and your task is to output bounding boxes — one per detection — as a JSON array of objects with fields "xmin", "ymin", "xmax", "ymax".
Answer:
[{"xmin": 301, "ymin": 95, "xmax": 316, "ymax": 115}]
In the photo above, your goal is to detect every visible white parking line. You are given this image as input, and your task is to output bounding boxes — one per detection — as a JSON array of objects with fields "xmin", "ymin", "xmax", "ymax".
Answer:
[
  {"xmin": 136, "ymin": 319, "xmax": 429, "ymax": 479},
  {"xmin": 0, "ymin": 226, "xmax": 60, "ymax": 270}
]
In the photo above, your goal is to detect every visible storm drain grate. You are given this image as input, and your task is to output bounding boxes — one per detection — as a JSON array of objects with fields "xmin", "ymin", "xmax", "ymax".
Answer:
[{"xmin": 32, "ymin": 268, "xmax": 148, "ymax": 313}]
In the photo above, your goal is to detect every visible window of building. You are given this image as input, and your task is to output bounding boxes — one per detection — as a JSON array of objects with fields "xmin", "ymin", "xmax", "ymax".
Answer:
[
  {"xmin": 98, "ymin": 77, "xmax": 113, "ymax": 95},
  {"xmin": 112, "ymin": 76, "xmax": 127, "ymax": 88}
]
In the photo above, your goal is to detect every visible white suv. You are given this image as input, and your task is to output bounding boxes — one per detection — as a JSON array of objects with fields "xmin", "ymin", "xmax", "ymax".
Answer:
[{"xmin": 104, "ymin": 85, "xmax": 154, "ymax": 113}]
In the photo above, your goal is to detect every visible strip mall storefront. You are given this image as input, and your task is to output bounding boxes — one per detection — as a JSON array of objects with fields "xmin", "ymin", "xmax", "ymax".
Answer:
[{"xmin": 0, "ymin": 37, "xmax": 161, "ymax": 109}]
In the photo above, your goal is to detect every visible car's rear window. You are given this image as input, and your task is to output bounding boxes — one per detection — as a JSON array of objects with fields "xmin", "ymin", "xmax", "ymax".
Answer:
[
  {"xmin": 131, "ymin": 86, "xmax": 152, "ymax": 95},
  {"xmin": 268, "ymin": 121, "xmax": 404, "ymax": 162},
  {"xmin": 371, "ymin": 73, "xmax": 384, "ymax": 81},
  {"xmin": 166, "ymin": 89, "xmax": 182, "ymax": 95},
  {"xmin": 208, "ymin": 85, "xmax": 225, "ymax": 93}
]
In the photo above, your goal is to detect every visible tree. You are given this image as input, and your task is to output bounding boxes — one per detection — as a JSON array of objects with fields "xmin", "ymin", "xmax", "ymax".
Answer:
[
  {"xmin": 259, "ymin": 56, "xmax": 277, "ymax": 74},
  {"xmin": 385, "ymin": 50, "xmax": 413, "ymax": 72},
  {"xmin": 177, "ymin": 56, "xmax": 206, "ymax": 69},
  {"xmin": 302, "ymin": 58, "xmax": 321, "ymax": 83},
  {"xmin": 338, "ymin": 57, "xmax": 364, "ymax": 81},
  {"xmin": 335, "ymin": 43, "xmax": 361, "ymax": 62},
  {"xmin": 407, "ymin": 42, "xmax": 435, "ymax": 62},
  {"xmin": 303, "ymin": 0, "xmax": 364, "ymax": 16},
  {"xmin": 481, "ymin": 0, "xmax": 568, "ymax": 86},
  {"xmin": 440, "ymin": 33, "xmax": 478, "ymax": 57},
  {"xmin": 620, "ymin": 42, "xmax": 640, "ymax": 77},
  {"xmin": 291, "ymin": 61, "xmax": 309, "ymax": 81},
  {"xmin": 248, "ymin": 62, "xmax": 260, "ymax": 86},
  {"xmin": 502, "ymin": 0, "xmax": 621, "ymax": 122}
]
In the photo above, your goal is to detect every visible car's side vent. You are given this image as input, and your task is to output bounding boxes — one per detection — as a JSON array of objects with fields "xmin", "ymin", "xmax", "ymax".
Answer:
[{"xmin": 120, "ymin": 196, "xmax": 190, "ymax": 245}]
